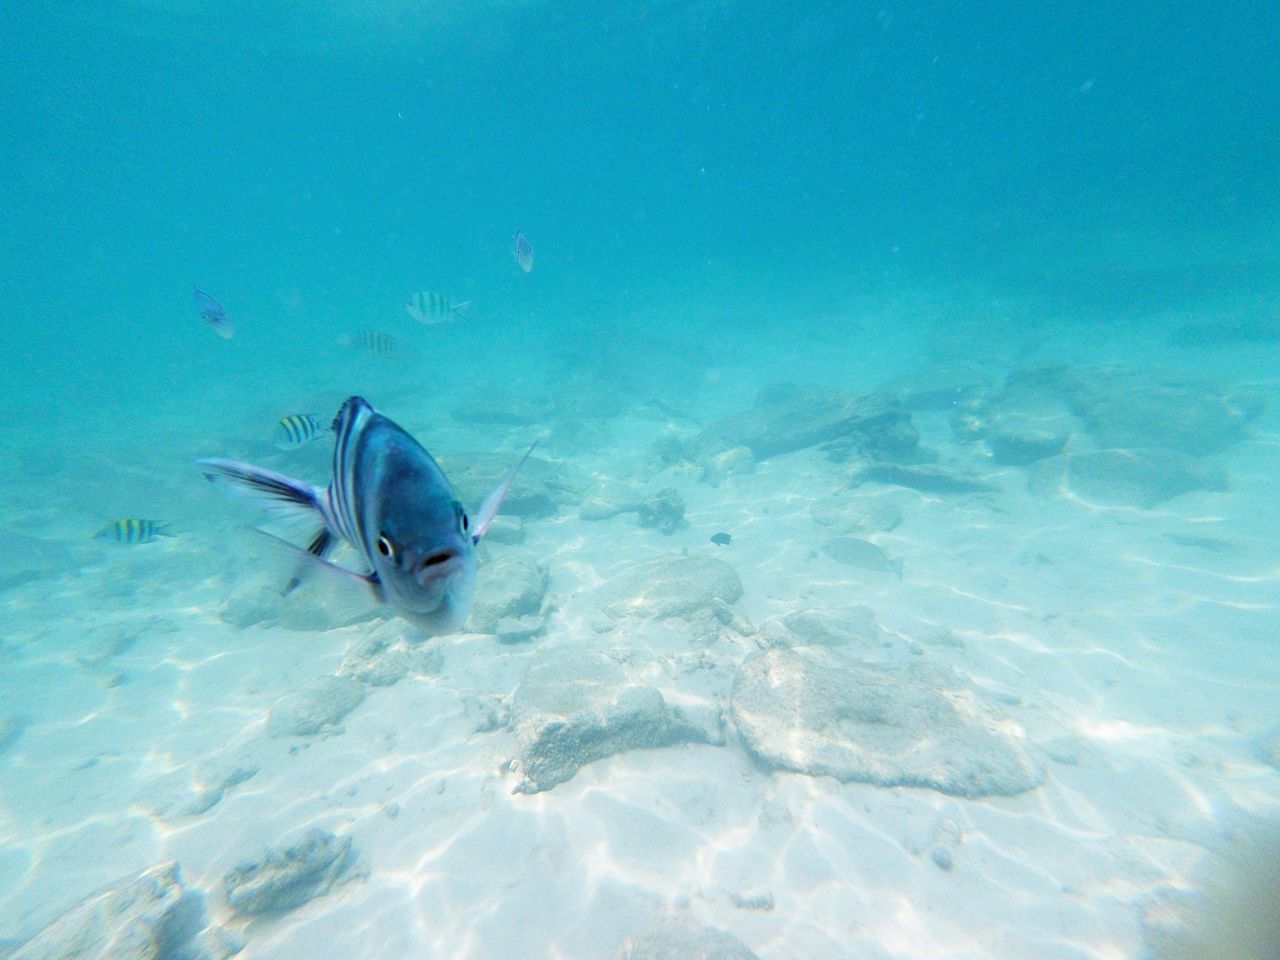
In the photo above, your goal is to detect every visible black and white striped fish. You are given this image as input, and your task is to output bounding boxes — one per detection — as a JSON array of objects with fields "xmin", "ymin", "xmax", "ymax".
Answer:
[
  {"xmin": 198, "ymin": 396, "xmax": 533, "ymax": 634},
  {"xmin": 338, "ymin": 330, "xmax": 399, "ymax": 357},
  {"xmin": 95, "ymin": 518, "xmax": 173, "ymax": 544},
  {"xmin": 273, "ymin": 414, "xmax": 329, "ymax": 450},
  {"xmin": 405, "ymin": 291, "xmax": 470, "ymax": 326}
]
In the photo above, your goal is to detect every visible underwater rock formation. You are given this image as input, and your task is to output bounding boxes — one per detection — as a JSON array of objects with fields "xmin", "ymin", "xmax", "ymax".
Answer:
[
  {"xmin": 469, "ymin": 556, "xmax": 549, "ymax": 640},
  {"xmin": 1027, "ymin": 448, "xmax": 1228, "ymax": 508},
  {"xmin": 597, "ymin": 555, "xmax": 743, "ymax": 621},
  {"xmin": 636, "ymin": 487, "xmax": 686, "ymax": 534},
  {"xmin": 511, "ymin": 648, "xmax": 711, "ymax": 793},
  {"xmin": 783, "ymin": 607, "xmax": 883, "ymax": 648},
  {"xmin": 694, "ymin": 383, "xmax": 910, "ymax": 462},
  {"xmin": 11, "ymin": 862, "xmax": 238, "ymax": 960},
  {"xmin": 612, "ymin": 916, "xmax": 759, "ymax": 960},
  {"xmin": 266, "ymin": 676, "xmax": 365, "ymax": 738},
  {"xmin": 809, "ymin": 495, "xmax": 902, "ymax": 533},
  {"xmin": 730, "ymin": 647, "xmax": 1044, "ymax": 798},
  {"xmin": 222, "ymin": 828, "xmax": 363, "ymax": 917}
]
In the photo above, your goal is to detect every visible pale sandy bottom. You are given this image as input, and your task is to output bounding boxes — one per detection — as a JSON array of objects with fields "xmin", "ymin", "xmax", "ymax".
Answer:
[{"xmin": 1, "ymin": 311, "xmax": 1278, "ymax": 959}]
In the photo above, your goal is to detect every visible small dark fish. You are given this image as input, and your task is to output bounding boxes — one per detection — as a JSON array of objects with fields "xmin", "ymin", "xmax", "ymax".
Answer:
[
  {"xmin": 198, "ymin": 396, "xmax": 534, "ymax": 635},
  {"xmin": 710, "ymin": 532, "xmax": 732, "ymax": 546},
  {"xmin": 95, "ymin": 519, "xmax": 173, "ymax": 544},
  {"xmin": 513, "ymin": 231, "xmax": 534, "ymax": 273},
  {"xmin": 406, "ymin": 291, "xmax": 470, "ymax": 325},
  {"xmin": 194, "ymin": 286, "xmax": 234, "ymax": 339},
  {"xmin": 273, "ymin": 414, "xmax": 329, "ymax": 450},
  {"xmin": 339, "ymin": 330, "xmax": 399, "ymax": 357}
]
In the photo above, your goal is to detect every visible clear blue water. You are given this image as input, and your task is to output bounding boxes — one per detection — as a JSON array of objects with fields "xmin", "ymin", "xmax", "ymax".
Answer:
[{"xmin": 1, "ymin": 3, "xmax": 1278, "ymax": 958}]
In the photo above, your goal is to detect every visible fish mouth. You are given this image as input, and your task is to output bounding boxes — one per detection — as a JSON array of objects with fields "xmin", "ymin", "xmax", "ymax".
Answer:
[{"xmin": 413, "ymin": 548, "xmax": 464, "ymax": 584}]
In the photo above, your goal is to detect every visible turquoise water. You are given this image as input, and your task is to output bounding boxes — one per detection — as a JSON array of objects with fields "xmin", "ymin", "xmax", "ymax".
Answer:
[{"xmin": 2, "ymin": 3, "xmax": 1278, "ymax": 958}]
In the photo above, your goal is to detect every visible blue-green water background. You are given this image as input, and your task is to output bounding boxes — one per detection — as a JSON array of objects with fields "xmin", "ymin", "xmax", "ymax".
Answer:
[
  {"xmin": 2, "ymin": 4, "xmax": 1280, "ymax": 955},
  {"xmin": 4, "ymin": 1, "xmax": 1278, "ymax": 419}
]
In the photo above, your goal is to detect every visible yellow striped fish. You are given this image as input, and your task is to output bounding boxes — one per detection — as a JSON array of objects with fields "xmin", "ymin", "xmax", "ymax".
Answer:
[
  {"xmin": 405, "ymin": 291, "xmax": 470, "ymax": 326},
  {"xmin": 95, "ymin": 519, "xmax": 173, "ymax": 544},
  {"xmin": 273, "ymin": 414, "xmax": 329, "ymax": 450}
]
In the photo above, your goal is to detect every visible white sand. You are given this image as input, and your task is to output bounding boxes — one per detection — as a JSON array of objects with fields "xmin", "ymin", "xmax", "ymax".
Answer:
[{"xmin": 1, "ymin": 300, "xmax": 1277, "ymax": 959}]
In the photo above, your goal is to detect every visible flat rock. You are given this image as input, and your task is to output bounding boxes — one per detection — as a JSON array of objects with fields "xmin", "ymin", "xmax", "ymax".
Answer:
[
  {"xmin": 11, "ymin": 862, "xmax": 238, "ymax": 960},
  {"xmin": 694, "ymin": 383, "xmax": 908, "ymax": 461},
  {"xmin": 809, "ymin": 496, "xmax": 902, "ymax": 533},
  {"xmin": 469, "ymin": 556, "xmax": 548, "ymax": 635},
  {"xmin": 223, "ymin": 828, "xmax": 363, "ymax": 917},
  {"xmin": 1027, "ymin": 449, "xmax": 1228, "ymax": 508},
  {"xmin": 1054, "ymin": 367, "xmax": 1264, "ymax": 455},
  {"xmin": 730, "ymin": 647, "xmax": 1044, "ymax": 798},
  {"xmin": 612, "ymin": 916, "xmax": 759, "ymax": 960},
  {"xmin": 598, "ymin": 555, "xmax": 742, "ymax": 621},
  {"xmin": 337, "ymin": 626, "xmax": 442, "ymax": 686},
  {"xmin": 698, "ymin": 445, "xmax": 755, "ymax": 487},
  {"xmin": 266, "ymin": 676, "xmax": 365, "ymax": 737},
  {"xmin": 512, "ymin": 648, "xmax": 710, "ymax": 793},
  {"xmin": 783, "ymin": 607, "xmax": 882, "ymax": 647}
]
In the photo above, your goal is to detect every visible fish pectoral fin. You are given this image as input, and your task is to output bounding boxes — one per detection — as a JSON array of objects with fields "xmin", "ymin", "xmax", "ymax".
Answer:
[
  {"xmin": 471, "ymin": 441, "xmax": 538, "ymax": 542},
  {"xmin": 197, "ymin": 458, "xmax": 324, "ymax": 525},
  {"xmin": 282, "ymin": 527, "xmax": 336, "ymax": 595},
  {"xmin": 243, "ymin": 528, "xmax": 383, "ymax": 617}
]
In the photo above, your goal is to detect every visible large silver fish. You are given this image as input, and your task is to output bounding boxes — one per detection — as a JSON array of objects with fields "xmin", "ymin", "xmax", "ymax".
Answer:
[{"xmin": 198, "ymin": 396, "xmax": 532, "ymax": 634}]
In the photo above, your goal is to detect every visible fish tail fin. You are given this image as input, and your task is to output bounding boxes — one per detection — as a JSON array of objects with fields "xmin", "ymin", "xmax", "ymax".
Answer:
[
  {"xmin": 472, "ymin": 441, "xmax": 537, "ymax": 543},
  {"xmin": 155, "ymin": 523, "xmax": 176, "ymax": 538},
  {"xmin": 196, "ymin": 458, "xmax": 325, "ymax": 526},
  {"xmin": 244, "ymin": 528, "xmax": 383, "ymax": 620},
  {"xmin": 452, "ymin": 300, "xmax": 472, "ymax": 320}
]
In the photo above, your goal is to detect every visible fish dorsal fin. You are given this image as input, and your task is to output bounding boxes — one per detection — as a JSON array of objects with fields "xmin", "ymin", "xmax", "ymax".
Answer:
[{"xmin": 471, "ymin": 442, "xmax": 537, "ymax": 543}]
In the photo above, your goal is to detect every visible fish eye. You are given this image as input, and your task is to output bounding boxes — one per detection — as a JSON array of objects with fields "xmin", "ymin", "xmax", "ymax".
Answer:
[
  {"xmin": 377, "ymin": 534, "xmax": 395, "ymax": 559},
  {"xmin": 461, "ymin": 512, "xmax": 469, "ymax": 533}
]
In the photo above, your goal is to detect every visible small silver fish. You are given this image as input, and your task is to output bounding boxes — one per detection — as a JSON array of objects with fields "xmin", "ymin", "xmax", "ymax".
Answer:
[
  {"xmin": 406, "ymin": 291, "xmax": 470, "ymax": 326},
  {"xmin": 198, "ymin": 396, "xmax": 533, "ymax": 634},
  {"xmin": 273, "ymin": 414, "xmax": 329, "ymax": 450},
  {"xmin": 194, "ymin": 286, "xmax": 234, "ymax": 339},
  {"xmin": 338, "ymin": 330, "xmax": 399, "ymax": 357},
  {"xmin": 95, "ymin": 519, "xmax": 173, "ymax": 544},
  {"xmin": 821, "ymin": 536, "xmax": 903, "ymax": 579},
  {"xmin": 513, "ymin": 231, "xmax": 534, "ymax": 273}
]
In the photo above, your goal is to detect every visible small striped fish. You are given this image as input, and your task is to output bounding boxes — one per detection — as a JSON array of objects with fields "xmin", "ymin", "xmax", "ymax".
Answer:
[
  {"xmin": 339, "ymin": 330, "xmax": 399, "ymax": 357},
  {"xmin": 273, "ymin": 414, "xmax": 329, "ymax": 450},
  {"xmin": 95, "ymin": 519, "xmax": 173, "ymax": 544},
  {"xmin": 513, "ymin": 231, "xmax": 533, "ymax": 273},
  {"xmin": 194, "ymin": 286, "xmax": 234, "ymax": 339},
  {"xmin": 406, "ymin": 291, "xmax": 470, "ymax": 326}
]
